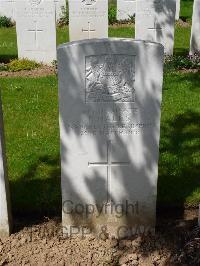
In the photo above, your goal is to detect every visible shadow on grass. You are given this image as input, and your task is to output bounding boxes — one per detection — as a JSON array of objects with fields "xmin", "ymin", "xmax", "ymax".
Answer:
[
  {"xmin": 0, "ymin": 54, "xmax": 18, "ymax": 63},
  {"xmin": 174, "ymin": 48, "xmax": 189, "ymax": 56},
  {"xmin": 10, "ymin": 154, "xmax": 62, "ymax": 220},
  {"xmin": 158, "ymin": 110, "xmax": 200, "ymax": 209}
]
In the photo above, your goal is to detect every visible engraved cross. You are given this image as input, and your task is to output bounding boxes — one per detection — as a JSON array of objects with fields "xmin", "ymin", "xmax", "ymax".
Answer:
[
  {"xmin": 82, "ymin": 0, "xmax": 96, "ymax": 5},
  {"xmin": 88, "ymin": 140, "xmax": 130, "ymax": 202},
  {"xmin": 148, "ymin": 20, "xmax": 162, "ymax": 41},
  {"xmin": 27, "ymin": 21, "xmax": 43, "ymax": 49},
  {"xmin": 82, "ymin": 22, "xmax": 95, "ymax": 39}
]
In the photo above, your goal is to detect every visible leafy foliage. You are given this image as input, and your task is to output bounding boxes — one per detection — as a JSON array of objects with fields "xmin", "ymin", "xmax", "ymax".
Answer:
[
  {"xmin": 57, "ymin": 4, "xmax": 69, "ymax": 26},
  {"xmin": 165, "ymin": 54, "xmax": 200, "ymax": 71},
  {"xmin": 7, "ymin": 59, "xmax": 41, "ymax": 72},
  {"xmin": 108, "ymin": 5, "xmax": 117, "ymax": 25},
  {"xmin": 0, "ymin": 16, "xmax": 14, "ymax": 28}
]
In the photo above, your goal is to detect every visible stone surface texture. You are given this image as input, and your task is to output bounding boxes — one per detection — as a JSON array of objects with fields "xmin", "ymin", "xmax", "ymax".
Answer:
[
  {"xmin": 69, "ymin": 0, "xmax": 108, "ymax": 41},
  {"xmin": 135, "ymin": 0, "xmax": 176, "ymax": 55},
  {"xmin": 0, "ymin": 94, "xmax": 12, "ymax": 238},
  {"xmin": 117, "ymin": 0, "xmax": 136, "ymax": 21},
  {"xmin": 190, "ymin": 0, "xmax": 200, "ymax": 55},
  {"xmin": 58, "ymin": 38, "xmax": 164, "ymax": 238},
  {"xmin": 15, "ymin": 0, "xmax": 56, "ymax": 64}
]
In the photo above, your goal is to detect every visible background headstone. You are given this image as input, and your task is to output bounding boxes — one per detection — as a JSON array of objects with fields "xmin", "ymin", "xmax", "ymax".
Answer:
[
  {"xmin": 117, "ymin": 0, "xmax": 136, "ymax": 21},
  {"xmin": 0, "ymin": 94, "xmax": 12, "ymax": 238},
  {"xmin": 0, "ymin": 0, "xmax": 15, "ymax": 20},
  {"xmin": 190, "ymin": 0, "xmax": 200, "ymax": 55},
  {"xmin": 69, "ymin": 0, "xmax": 108, "ymax": 41},
  {"xmin": 175, "ymin": 0, "xmax": 180, "ymax": 20},
  {"xmin": 58, "ymin": 39, "xmax": 164, "ymax": 238},
  {"xmin": 135, "ymin": 0, "xmax": 176, "ymax": 55},
  {"xmin": 54, "ymin": 0, "xmax": 66, "ymax": 21},
  {"xmin": 15, "ymin": 0, "xmax": 56, "ymax": 64}
]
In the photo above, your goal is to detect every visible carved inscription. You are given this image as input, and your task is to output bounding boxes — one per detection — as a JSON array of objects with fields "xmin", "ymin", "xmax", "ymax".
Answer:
[
  {"xmin": 66, "ymin": 122, "xmax": 153, "ymax": 136},
  {"xmin": 71, "ymin": 7, "xmax": 105, "ymax": 18},
  {"xmin": 29, "ymin": 0, "xmax": 42, "ymax": 6},
  {"xmin": 17, "ymin": 1, "xmax": 53, "ymax": 18},
  {"xmin": 85, "ymin": 55, "xmax": 135, "ymax": 103},
  {"xmin": 82, "ymin": 0, "xmax": 96, "ymax": 5}
]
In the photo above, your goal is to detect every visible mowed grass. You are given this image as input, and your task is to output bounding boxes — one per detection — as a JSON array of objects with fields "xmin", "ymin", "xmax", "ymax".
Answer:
[
  {"xmin": 1, "ymin": 77, "xmax": 61, "ymax": 214},
  {"xmin": 0, "ymin": 71, "xmax": 199, "ymax": 214},
  {"xmin": 180, "ymin": 0, "xmax": 194, "ymax": 21}
]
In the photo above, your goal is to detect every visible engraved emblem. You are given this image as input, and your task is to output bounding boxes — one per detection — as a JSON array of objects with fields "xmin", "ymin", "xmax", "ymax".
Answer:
[
  {"xmin": 82, "ymin": 0, "xmax": 96, "ymax": 6},
  {"xmin": 85, "ymin": 55, "xmax": 135, "ymax": 102},
  {"xmin": 29, "ymin": 0, "xmax": 42, "ymax": 6}
]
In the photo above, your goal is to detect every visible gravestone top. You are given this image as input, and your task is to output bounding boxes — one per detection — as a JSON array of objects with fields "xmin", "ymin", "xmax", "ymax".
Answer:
[
  {"xmin": 15, "ymin": 0, "xmax": 56, "ymax": 64},
  {"xmin": 58, "ymin": 38, "xmax": 163, "ymax": 49},
  {"xmin": 68, "ymin": 0, "xmax": 108, "ymax": 41},
  {"xmin": 58, "ymin": 38, "xmax": 164, "ymax": 238},
  {"xmin": 0, "ymin": 0, "xmax": 16, "ymax": 20},
  {"xmin": 135, "ymin": 0, "xmax": 176, "ymax": 55}
]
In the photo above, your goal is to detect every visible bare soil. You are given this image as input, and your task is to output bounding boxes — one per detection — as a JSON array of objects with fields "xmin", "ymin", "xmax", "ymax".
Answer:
[
  {"xmin": 0, "ymin": 209, "xmax": 199, "ymax": 266},
  {"xmin": 176, "ymin": 19, "xmax": 191, "ymax": 28},
  {"xmin": 0, "ymin": 66, "xmax": 56, "ymax": 78},
  {"xmin": 178, "ymin": 68, "xmax": 200, "ymax": 74}
]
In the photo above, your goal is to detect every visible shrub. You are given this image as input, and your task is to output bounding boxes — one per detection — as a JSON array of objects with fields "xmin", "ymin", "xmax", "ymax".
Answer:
[
  {"xmin": 165, "ymin": 54, "xmax": 200, "ymax": 71},
  {"xmin": 7, "ymin": 59, "xmax": 41, "ymax": 72},
  {"xmin": 128, "ymin": 14, "xmax": 135, "ymax": 24},
  {"xmin": 0, "ymin": 16, "xmax": 14, "ymax": 28},
  {"xmin": 57, "ymin": 4, "xmax": 69, "ymax": 26},
  {"xmin": 108, "ymin": 5, "xmax": 117, "ymax": 25}
]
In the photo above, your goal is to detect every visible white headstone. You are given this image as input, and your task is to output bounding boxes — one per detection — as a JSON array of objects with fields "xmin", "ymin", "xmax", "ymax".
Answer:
[
  {"xmin": 135, "ymin": 0, "xmax": 176, "ymax": 55},
  {"xmin": 54, "ymin": 0, "xmax": 66, "ymax": 21},
  {"xmin": 0, "ymin": 95, "xmax": 12, "ymax": 238},
  {"xmin": 69, "ymin": 0, "xmax": 108, "ymax": 41},
  {"xmin": 190, "ymin": 0, "xmax": 200, "ymax": 55},
  {"xmin": 15, "ymin": 0, "xmax": 56, "ymax": 65},
  {"xmin": 175, "ymin": 0, "xmax": 180, "ymax": 20},
  {"xmin": 117, "ymin": 0, "xmax": 136, "ymax": 21},
  {"xmin": 0, "ymin": 0, "xmax": 15, "ymax": 20},
  {"xmin": 58, "ymin": 39, "xmax": 164, "ymax": 238}
]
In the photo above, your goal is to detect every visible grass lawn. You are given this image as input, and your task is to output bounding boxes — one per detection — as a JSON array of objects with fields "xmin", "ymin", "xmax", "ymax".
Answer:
[
  {"xmin": 180, "ymin": 0, "xmax": 194, "ymax": 21},
  {"xmin": 0, "ymin": 71, "xmax": 199, "ymax": 214}
]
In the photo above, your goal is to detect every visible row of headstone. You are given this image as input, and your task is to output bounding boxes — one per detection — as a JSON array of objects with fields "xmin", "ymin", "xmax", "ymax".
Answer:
[
  {"xmin": 0, "ymin": 0, "xmax": 198, "ymax": 65},
  {"xmin": 70, "ymin": 0, "xmax": 176, "ymax": 55},
  {"xmin": 1, "ymin": 0, "xmax": 198, "ymax": 65},
  {"xmin": 0, "ymin": 0, "xmax": 65, "ymax": 21}
]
